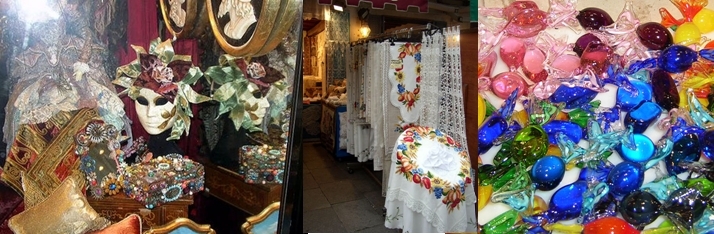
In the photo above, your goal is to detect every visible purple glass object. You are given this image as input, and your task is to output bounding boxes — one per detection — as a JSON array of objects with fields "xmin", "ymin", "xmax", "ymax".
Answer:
[
  {"xmin": 577, "ymin": 7, "xmax": 615, "ymax": 30},
  {"xmin": 574, "ymin": 33, "xmax": 603, "ymax": 57},
  {"xmin": 636, "ymin": 22, "xmax": 673, "ymax": 50}
]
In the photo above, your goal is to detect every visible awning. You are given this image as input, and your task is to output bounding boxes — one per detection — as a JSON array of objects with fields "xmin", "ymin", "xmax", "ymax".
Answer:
[{"xmin": 318, "ymin": 0, "xmax": 429, "ymax": 13}]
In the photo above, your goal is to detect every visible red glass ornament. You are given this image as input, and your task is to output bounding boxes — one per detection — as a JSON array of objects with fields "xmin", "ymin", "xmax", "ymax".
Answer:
[{"xmin": 583, "ymin": 217, "xmax": 639, "ymax": 234}]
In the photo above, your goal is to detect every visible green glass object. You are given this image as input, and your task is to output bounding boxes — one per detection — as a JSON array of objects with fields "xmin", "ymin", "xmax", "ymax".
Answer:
[
  {"xmin": 511, "ymin": 125, "xmax": 549, "ymax": 166},
  {"xmin": 685, "ymin": 177, "xmax": 714, "ymax": 198},
  {"xmin": 492, "ymin": 167, "xmax": 518, "ymax": 190},
  {"xmin": 481, "ymin": 209, "xmax": 526, "ymax": 234},
  {"xmin": 568, "ymin": 101, "xmax": 601, "ymax": 128},
  {"xmin": 485, "ymin": 100, "xmax": 497, "ymax": 117},
  {"xmin": 493, "ymin": 140, "xmax": 515, "ymax": 167}
]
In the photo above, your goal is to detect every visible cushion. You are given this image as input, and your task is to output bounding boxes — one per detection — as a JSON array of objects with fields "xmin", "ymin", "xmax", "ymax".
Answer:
[
  {"xmin": 21, "ymin": 170, "xmax": 86, "ymax": 208},
  {"xmin": 1, "ymin": 108, "xmax": 100, "ymax": 196},
  {"xmin": 88, "ymin": 214, "xmax": 142, "ymax": 234},
  {"xmin": 8, "ymin": 177, "xmax": 111, "ymax": 234}
]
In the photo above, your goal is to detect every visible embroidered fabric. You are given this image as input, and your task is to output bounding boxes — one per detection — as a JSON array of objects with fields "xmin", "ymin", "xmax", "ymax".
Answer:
[
  {"xmin": 438, "ymin": 26, "xmax": 468, "ymax": 154},
  {"xmin": 384, "ymin": 129, "xmax": 476, "ymax": 232},
  {"xmin": 4, "ymin": 22, "xmax": 125, "ymax": 152}
]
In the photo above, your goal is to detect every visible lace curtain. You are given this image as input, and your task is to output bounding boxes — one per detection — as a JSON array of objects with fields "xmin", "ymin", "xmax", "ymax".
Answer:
[
  {"xmin": 437, "ymin": 26, "xmax": 468, "ymax": 154},
  {"xmin": 325, "ymin": 10, "xmax": 349, "ymax": 84}
]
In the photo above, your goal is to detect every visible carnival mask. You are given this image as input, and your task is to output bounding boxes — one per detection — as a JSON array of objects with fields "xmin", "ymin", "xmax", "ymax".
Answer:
[{"xmin": 135, "ymin": 88, "xmax": 176, "ymax": 135}]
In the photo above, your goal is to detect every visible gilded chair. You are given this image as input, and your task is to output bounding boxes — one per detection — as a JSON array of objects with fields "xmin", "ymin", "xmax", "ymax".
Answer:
[
  {"xmin": 241, "ymin": 202, "xmax": 280, "ymax": 234},
  {"xmin": 144, "ymin": 218, "xmax": 216, "ymax": 234}
]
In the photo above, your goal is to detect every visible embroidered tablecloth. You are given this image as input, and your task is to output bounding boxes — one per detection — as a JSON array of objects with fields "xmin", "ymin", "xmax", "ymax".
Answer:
[{"xmin": 384, "ymin": 126, "xmax": 477, "ymax": 232}]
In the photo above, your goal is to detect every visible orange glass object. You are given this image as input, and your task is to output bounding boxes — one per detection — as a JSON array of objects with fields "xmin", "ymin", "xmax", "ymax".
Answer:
[
  {"xmin": 706, "ymin": 40, "xmax": 714, "ymax": 49},
  {"xmin": 670, "ymin": 0, "xmax": 707, "ymax": 22},
  {"xmin": 512, "ymin": 110, "xmax": 529, "ymax": 127},
  {"xmin": 660, "ymin": 8, "xmax": 686, "ymax": 27},
  {"xmin": 583, "ymin": 217, "xmax": 639, "ymax": 234},
  {"xmin": 531, "ymin": 195, "xmax": 548, "ymax": 214},
  {"xmin": 554, "ymin": 111, "xmax": 569, "ymax": 121},
  {"xmin": 478, "ymin": 63, "xmax": 484, "ymax": 77}
]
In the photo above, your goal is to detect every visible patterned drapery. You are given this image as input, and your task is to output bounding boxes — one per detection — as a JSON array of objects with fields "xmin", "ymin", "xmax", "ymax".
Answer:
[
  {"xmin": 318, "ymin": 0, "xmax": 428, "ymax": 13},
  {"xmin": 325, "ymin": 10, "xmax": 350, "ymax": 84}
]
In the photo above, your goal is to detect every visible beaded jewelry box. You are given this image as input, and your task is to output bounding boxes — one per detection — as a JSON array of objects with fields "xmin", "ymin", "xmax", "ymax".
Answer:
[{"xmin": 121, "ymin": 154, "xmax": 204, "ymax": 209}]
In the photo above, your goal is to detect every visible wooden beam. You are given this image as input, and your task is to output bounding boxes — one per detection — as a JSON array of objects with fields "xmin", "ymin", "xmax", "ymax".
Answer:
[{"xmin": 307, "ymin": 20, "xmax": 326, "ymax": 37}]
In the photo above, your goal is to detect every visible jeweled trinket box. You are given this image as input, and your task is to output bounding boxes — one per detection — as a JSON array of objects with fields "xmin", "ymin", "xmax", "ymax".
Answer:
[
  {"xmin": 238, "ymin": 145, "xmax": 286, "ymax": 184},
  {"xmin": 121, "ymin": 154, "xmax": 204, "ymax": 209}
]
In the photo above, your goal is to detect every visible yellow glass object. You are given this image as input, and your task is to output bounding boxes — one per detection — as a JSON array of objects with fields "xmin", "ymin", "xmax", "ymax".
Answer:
[
  {"xmin": 512, "ymin": 110, "xmax": 529, "ymax": 127},
  {"xmin": 641, "ymin": 226, "xmax": 682, "ymax": 234},
  {"xmin": 477, "ymin": 184, "xmax": 493, "ymax": 211},
  {"xmin": 554, "ymin": 111, "xmax": 569, "ymax": 121},
  {"xmin": 699, "ymin": 97, "xmax": 709, "ymax": 107},
  {"xmin": 544, "ymin": 223, "xmax": 584, "ymax": 233},
  {"xmin": 694, "ymin": 8, "xmax": 714, "ymax": 33},
  {"xmin": 547, "ymin": 145, "xmax": 562, "ymax": 157},
  {"xmin": 478, "ymin": 94, "xmax": 486, "ymax": 128},
  {"xmin": 530, "ymin": 195, "xmax": 548, "ymax": 215},
  {"xmin": 674, "ymin": 22, "xmax": 702, "ymax": 45}
]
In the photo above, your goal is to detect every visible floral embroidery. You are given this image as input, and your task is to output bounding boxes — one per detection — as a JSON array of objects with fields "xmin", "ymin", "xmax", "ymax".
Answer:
[
  {"xmin": 386, "ymin": 207, "xmax": 403, "ymax": 223},
  {"xmin": 394, "ymin": 43, "xmax": 422, "ymax": 111},
  {"xmin": 394, "ymin": 126, "xmax": 472, "ymax": 213}
]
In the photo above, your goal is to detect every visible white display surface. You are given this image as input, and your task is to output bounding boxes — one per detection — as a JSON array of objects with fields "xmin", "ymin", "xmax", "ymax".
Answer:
[{"xmin": 478, "ymin": 0, "xmax": 714, "ymax": 231}]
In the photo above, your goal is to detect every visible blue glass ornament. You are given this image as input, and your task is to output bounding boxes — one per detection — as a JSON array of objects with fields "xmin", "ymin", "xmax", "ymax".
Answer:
[
  {"xmin": 549, "ymin": 85, "xmax": 599, "ymax": 109},
  {"xmin": 617, "ymin": 134, "xmax": 656, "ymax": 163},
  {"xmin": 607, "ymin": 161, "xmax": 646, "ymax": 197},
  {"xmin": 624, "ymin": 102, "xmax": 662, "ymax": 133},
  {"xmin": 652, "ymin": 69, "xmax": 680, "ymax": 111},
  {"xmin": 659, "ymin": 45, "xmax": 698, "ymax": 73},
  {"xmin": 619, "ymin": 190, "xmax": 662, "ymax": 229},
  {"xmin": 694, "ymin": 209, "xmax": 714, "ymax": 234},
  {"xmin": 664, "ymin": 188, "xmax": 707, "ymax": 230},
  {"xmin": 700, "ymin": 49, "xmax": 714, "ymax": 62},
  {"xmin": 548, "ymin": 181, "xmax": 589, "ymax": 221},
  {"xmin": 478, "ymin": 90, "xmax": 519, "ymax": 154},
  {"xmin": 555, "ymin": 120, "xmax": 632, "ymax": 167},
  {"xmin": 530, "ymin": 156, "xmax": 566, "ymax": 191},
  {"xmin": 671, "ymin": 117, "xmax": 705, "ymax": 143},
  {"xmin": 578, "ymin": 160, "xmax": 613, "ymax": 183},
  {"xmin": 617, "ymin": 80, "xmax": 653, "ymax": 111},
  {"xmin": 542, "ymin": 120, "xmax": 583, "ymax": 145},
  {"xmin": 580, "ymin": 182, "xmax": 610, "ymax": 222},
  {"xmin": 701, "ymin": 130, "xmax": 714, "ymax": 160},
  {"xmin": 627, "ymin": 58, "xmax": 658, "ymax": 75},
  {"xmin": 666, "ymin": 133, "xmax": 701, "ymax": 175}
]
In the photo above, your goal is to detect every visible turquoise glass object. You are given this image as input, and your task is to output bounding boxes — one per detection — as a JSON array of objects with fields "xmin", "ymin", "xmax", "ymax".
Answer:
[
  {"xmin": 640, "ymin": 176, "xmax": 682, "ymax": 202},
  {"xmin": 617, "ymin": 80, "xmax": 653, "ymax": 112},
  {"xmin": 542, "ymin": 120, "xmax": 583, "ymax": 145},
  {"xmin": 616, "ymin": 134, "xmax": 656, "ymax": 163},
  {"xmin": 607, "ymin": 161, "xmax": 645, "ymax": 197},
  {"xmin": 619, "ymin": 190, "xmax": 662, "ymax": 229},
  {"xmin": 530, "ymin": 156, "xmax": 566, "ymax": 191},
  {"xmin": 666, "ymin": 133, "xmax": 701, "ymax": 174},
  {"xmin": 624, "ymin": 102, "xmax": 662, "ymax": 133},
  {"xmin": 659, "ymin": 45, "xmax": 698, "ymax": 73},
  {"xmin": 581, "ymin": 193, "xmax": 618, "ymax": 224},
  {"xmin": 694, "ymin": 209, "xmax": 714, "ymax": 234},
  {"xmin": 549, "ymin": 85, "xmax": 599, "ymax": 109},
  {"xmin": 579, "ymin": 160, "xmax": 613, "ymax": 183}
]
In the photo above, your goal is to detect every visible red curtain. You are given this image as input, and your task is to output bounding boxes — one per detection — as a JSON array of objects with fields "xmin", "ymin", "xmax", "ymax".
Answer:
[
  {"xmin": 115, "ymin": 0, "xmax": 203, "ymax": 159},
  {"xmin": 318, "ymin": 0, "xmax": 429, "ymax": 13}
]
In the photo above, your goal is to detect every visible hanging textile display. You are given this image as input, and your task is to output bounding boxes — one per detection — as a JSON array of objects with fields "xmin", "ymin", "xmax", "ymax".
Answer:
[
  {"xmin": 437, "ymin": 26, "xmax": 468, "ymax": 153},
  {"xmin": 419, "ymin": 31, "xmax": 444, "ymax": 128},
  {"xmin": 370, "ymin": 42, "xmax": 389, "ymax": 172},
  {"xmin": 388, "ymin": 42, "xmax": 423, "ymax": 124},
  {"xmin": 325, "ymin": 10, "xmax": 350, "ymax": 84}
]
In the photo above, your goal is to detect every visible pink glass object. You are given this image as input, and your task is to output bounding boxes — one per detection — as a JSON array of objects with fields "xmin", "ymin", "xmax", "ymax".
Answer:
[
  {"xmin": 491, "ymin": 72, "xmax": 527, "ymax": 99},
  {"xmin": 503, "ymin": 1, "xmax": 540, "ymax": 20},
  {"xmin": 479, "ymin": 51, "xmax": 499, "ymax": 78},
  {"xmin": 524, "ymin": 69, "xmax": 548, "ymax": 83},
  {"xmin": 552, "ymin": 54, "xmax": 581, "ymax": 75},
  {"xmin": 581, "ymin": 42, "xmax": 612, "ymax": 74},
  {"xmin": 547, "ymin": 0, "xmax": 580, "ymax": 29},
  {"xmin": 502, "ymin": 1, "xmax": 548, "ymax": 38},
  {"xmin": 533, "ymin": 79, "xmax": 561, "ymax": 99},
  {"xmin": 500, "ymin": 37, "xmax": 526, "ymax": 70},
  {"xmin": 523, "ymin": 48, "xmax": 546, "ymax": 73}
]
